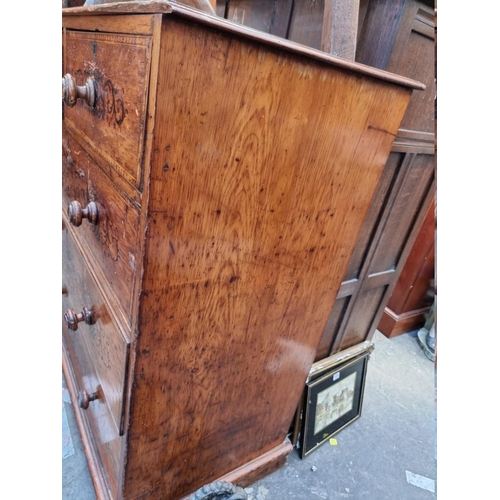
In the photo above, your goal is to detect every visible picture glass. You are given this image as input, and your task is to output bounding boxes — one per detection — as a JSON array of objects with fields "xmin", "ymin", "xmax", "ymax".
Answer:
[
  {"xmin": 300, "ymin": 353, "xmax": 369, "ymax": 458},
  {"xmin": 314, "ymin": 372, "xmax": 356, "ymax": 435}
]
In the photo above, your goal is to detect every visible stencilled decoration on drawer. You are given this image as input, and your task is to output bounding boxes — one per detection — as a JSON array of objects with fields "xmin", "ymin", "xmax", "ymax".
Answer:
[
  {"xmin": 62, "ymin": 130, "xmax": 140, "ymax": 324},
  {"xmin": 99, "ymin": 78, "xmax": 127, "ymax": 127},
  {"xmin": 64, "ymin": 31, "xmax": 152, "ymax": 187},
  {"xmin": 72, "ymin": 61, "xmax": 128, "ymax": 127}
]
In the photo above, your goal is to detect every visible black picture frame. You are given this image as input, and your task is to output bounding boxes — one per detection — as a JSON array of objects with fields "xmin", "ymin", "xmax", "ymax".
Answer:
[{"xmin": 299, "ymin": 352, "xmax": 369, "ymax": 458}]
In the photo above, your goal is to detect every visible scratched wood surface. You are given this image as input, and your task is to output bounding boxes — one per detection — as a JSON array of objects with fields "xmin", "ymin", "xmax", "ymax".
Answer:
[
  {"xmin": 64, "ymin": 29, "xmax": 152, "ymax": 187},
  {"xmin": 62, "ymin": 128, "xmax": 141, "ymax": 323},
  {"xmin": 63, "ymin": 3, "xmax": 425, "ymax": 91},
  {"xmin": 62, "ymin": 12, "xmax": 157, "ymax": 34},
  {"xmin": 61, "ymin": 3, "xmax": 420, "ymax": 499},
  {"xmin": 62, "ymin": 222, "xmax": 128, "ymax": 499},
  {"xmin": 121, "ymin": 16, "xmax": 412, "ymax": 500},
  {"xmin": 315, "ymin": 0, "xmax": 435, "ymax": 357}
]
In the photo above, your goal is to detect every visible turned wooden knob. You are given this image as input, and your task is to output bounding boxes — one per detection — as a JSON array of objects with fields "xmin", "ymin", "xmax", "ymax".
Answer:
[
  {"xmin": 68, "ymin": 201, "xmax": 99, "ymax": 227},
  {"xmin": 78, "ymin": 390, "xmax": 99, "ymax": 410},
  {"xmin": 64, "ymin": 307, "xmax": 95, "ymax": 331},
  {"xmin": 62, "ymin": 73, "xmax": 96, "ymax": 108}
]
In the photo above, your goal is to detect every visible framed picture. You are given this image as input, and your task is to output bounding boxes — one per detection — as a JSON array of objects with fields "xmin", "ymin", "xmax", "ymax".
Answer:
[{"xmin": 299, "ymin": 351, "xmax": 370, "ymax": 458}]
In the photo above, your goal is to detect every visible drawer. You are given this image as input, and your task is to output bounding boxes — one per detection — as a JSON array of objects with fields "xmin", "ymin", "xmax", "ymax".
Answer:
[
  {"xmin": 62, "ymin": 221, "xmax": 130, "ymax": 438},
  {"xmin": 63, "ymin": 29, "xmax": 152, "ymax": 187},
  {"xmin": 62, "ymin": 129, "xmax": 140, "ymax": 324}
]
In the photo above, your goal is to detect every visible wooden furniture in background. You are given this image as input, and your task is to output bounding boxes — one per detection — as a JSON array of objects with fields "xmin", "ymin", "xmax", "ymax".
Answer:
[
  {"xmin": 62, "ymin": 2, "xmax": 421, "ymax": 499},
  {"xmin": 212, "ymin": 0, "xmax": 436, "ymax": 357},
  {"xmin": 378, "ymin": 197, "xmax": 435, "ymax": 338},
  {"xmin": 315, "ymin": 0, "xmax": 435, "ymax": 358},
  {"xmin": 215, "ymin": 0, "xmax": 360, "ymax": 59}
]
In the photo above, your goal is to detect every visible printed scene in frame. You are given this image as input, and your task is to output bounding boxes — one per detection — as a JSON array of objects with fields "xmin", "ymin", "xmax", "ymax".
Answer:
[{"xmin": 314, "ymin": 372, "xmax": 357, "ymax": 435}]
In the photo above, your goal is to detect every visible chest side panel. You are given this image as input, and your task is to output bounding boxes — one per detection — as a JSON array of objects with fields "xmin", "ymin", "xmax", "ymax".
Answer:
[{"xmin": 124, "ymin": 16, "xmax": 412, "ymax": 499}]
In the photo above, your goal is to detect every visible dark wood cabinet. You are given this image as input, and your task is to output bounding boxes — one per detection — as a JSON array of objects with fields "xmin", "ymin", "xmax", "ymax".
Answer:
[
  {"xmin": 378, "ymin": 197, "xmax": 435, "ymax": 337},
  {"xmin": 62, "ymin": 2, "xmax": 420, "ymax": 499}
]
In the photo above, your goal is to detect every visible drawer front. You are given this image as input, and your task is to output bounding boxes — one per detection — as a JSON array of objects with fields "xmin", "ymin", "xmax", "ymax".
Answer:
[
  {"xmin": 64, "ymin": 29, "xmax": 152, "ymax": 187},
  {"xmin": 62, "ymin": 221, "xmax": 130, "ymax": 438},
  {"xmin": 62, "ymin": 129, "xmax": 140, "ymax": 323},
  {"xmin": 63, "ymin": 321, "xmax": 124, "ymax": 500}
]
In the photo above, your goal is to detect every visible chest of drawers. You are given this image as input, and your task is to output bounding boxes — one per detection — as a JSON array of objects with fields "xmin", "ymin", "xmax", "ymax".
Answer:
[{"xmin": 62, "ymin": 2, "xmax": 422, "ymax": 499}]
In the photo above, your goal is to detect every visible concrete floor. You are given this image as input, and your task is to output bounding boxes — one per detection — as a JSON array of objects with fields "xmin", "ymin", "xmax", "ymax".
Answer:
[{"xmin": 62, "ymin": 330, "xmax": 436, "ymax": 499}]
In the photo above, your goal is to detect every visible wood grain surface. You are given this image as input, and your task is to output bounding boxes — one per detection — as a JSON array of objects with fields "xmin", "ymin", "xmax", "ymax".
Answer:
[
  {"xmin": 122, "ymin": 17, "xmax": 412, "ymax": 499},
  {"xmin": 62, "ymin": 4, "xmax": 418, "ymax": 499},
  {"xmin": 315, "ymin": 0, "xmax": 435, "ymax": 359},
  {"xmin": 378, "ymin": 197, "xmax": 435, "ymax": 337},
  {"xmin": 62, "ymin": 221, "xmax": 129, "ymax": 498},
  {"xmin": 64, "ymin": 29, "xmax": 152, "ymax": 186},
  {"xmin": 62, "ymin": 129, "xmax": 141, "ymax": 324},
  {"xmin": 321, "ymin": 0, "xmax": 360, "ymax": 59}
]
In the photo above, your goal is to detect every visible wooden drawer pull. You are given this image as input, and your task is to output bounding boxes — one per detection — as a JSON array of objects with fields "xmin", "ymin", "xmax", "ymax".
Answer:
[
  {"xmin": 68, "ymin": 200, "xmax": 99, "ymax": 227},
  {"xmin": 64, "ymin": 307, "xmax": 95, "ymax": 331},
  {"xmin": 62, "ymin": 73, "xmax": 96, "ymax": 108},
  {"xmin": 78, "ymin": 390, "xmax": 99, "ymax": 410}
]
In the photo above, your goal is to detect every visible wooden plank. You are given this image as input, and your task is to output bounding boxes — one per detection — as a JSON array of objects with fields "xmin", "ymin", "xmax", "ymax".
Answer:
[
  {"xmin": 63, "ymin": 0, "xmax": 174, "ymax": 16},
  {"xmin": 329, "ymin": 152, "xmax": 416, "ymax": 353},
  {"xmin": 287, "ymin": 0, "xmax": 324, "ymax": 50},
  {"xmin": 321, "ymin": 0, "xmax": 360, "ymax": 60},
  {"xmin": 309, "ymin": 341, "xmax": 373, "ymax": 381},
  {"xmin": 362, "ymin": 268, "xmax": 396, "ymax": 290},
  {"xmin": 369, "ymin": 155, "xmax": 434, "ymax": 274},
  {"xmin": 335, "ymin": 279, "xmax": 358, "ymax": 299},
  {"xmin": 77, "ymin": 0, "xmax": 216, "ymax": 14},
  {"xmin": 355, "ymin": 0, "xmax": 406, "ymax": 69},
  {"xmin": 215, "ymin": 0, "xmax": 228, "ymax": 17},
  {"xmin": 364, "ymin": 174, "xmax": 435, "ymax": 343},
  {"xmin": 226, "ymin": 0, "xmax": 275, "ymax": 33},
  {"xmin": 179, "ymin": 0, "xmax": 216, "ymax": 14},
  {"xmin": 62, "ymin": 12, "xmax": 157, "ymax": 34},
  {"xmin": 391, "ymin": 141, "xmax": 434, "ymax": 155},
  {"xmin": 315, "ymin": 296, "xmax": 350, "ymax": 360},
  {"xmin": 378, "ymin": 197, "xmax": 435, "ymax": 337},
  {"xmin": 270, "ymin": 0, "xmax": 294, "ymax": 38}
]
